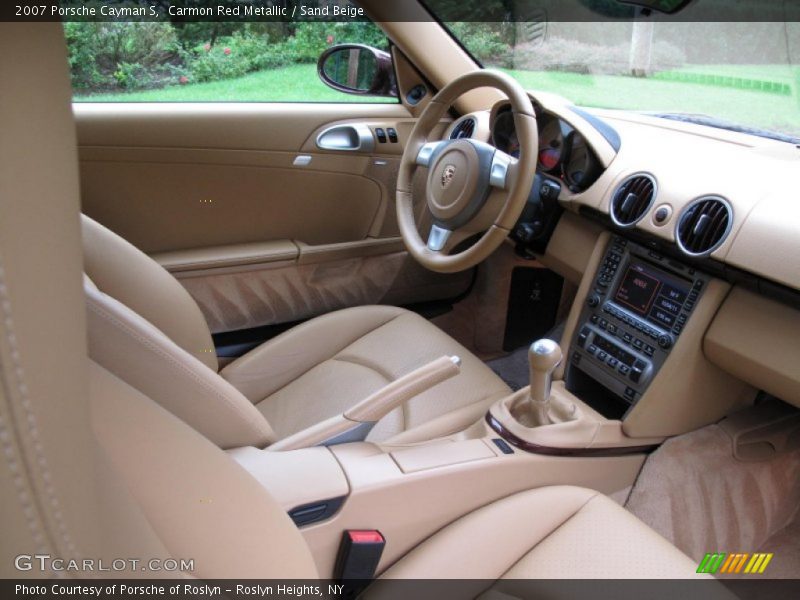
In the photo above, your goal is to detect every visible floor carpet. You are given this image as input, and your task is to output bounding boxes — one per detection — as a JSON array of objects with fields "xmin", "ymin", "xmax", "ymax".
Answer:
[{"xmin": 626, "ymin": 421, "xmax": 800, "ymax": 579}]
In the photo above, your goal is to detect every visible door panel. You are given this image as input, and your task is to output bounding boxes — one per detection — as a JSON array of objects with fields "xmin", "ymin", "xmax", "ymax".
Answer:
[
  {"xmin": 79, "ymin": 154, "xmax": 382, "ymax": 252},
  {"xmin": 74, "ymin": 103, "xmax": 471, "ymax": 335}
]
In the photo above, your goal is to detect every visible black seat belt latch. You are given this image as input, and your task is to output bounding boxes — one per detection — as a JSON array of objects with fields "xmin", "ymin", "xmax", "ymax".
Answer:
[{"xmin": 334, "ymin": 529, "xmax": 385, "ymax": 581}]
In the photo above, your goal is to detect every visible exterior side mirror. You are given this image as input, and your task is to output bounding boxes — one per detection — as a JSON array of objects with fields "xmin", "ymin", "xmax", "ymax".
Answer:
[{"xmin": 317, "ymin": 44, "xmax": 397, "ymax": 97}]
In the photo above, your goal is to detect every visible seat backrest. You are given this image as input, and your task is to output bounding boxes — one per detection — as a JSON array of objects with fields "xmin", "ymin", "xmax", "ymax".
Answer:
[
  {"xmin": 0, "ymin": 23, "xmax": 313, "ymax": 578},
  {"xmin": 82, "ymin": 214, "xmax": 218, "ymax": 371},
  {"xmin": 82, "ymin": 216, "xmax": 276, "ymax": 449}
]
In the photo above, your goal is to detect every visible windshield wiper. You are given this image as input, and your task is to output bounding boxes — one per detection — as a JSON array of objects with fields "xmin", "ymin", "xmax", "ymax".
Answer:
[{"xmin": 646, "ymin": 112, "xmax": 800, "ymax": 145}]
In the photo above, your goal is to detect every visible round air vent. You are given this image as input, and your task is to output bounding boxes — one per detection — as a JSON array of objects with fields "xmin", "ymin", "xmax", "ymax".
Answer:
[
  {"xmin": 450, "ymin": 117, "xmax": 476, "ymax": 140},
  {"xmin": 610, "ymin": 173, "xmax": 657, "ymax": 227},
  {"xmin": 676, "ymin": 196, "xmax": 733, "ymax": 257}
]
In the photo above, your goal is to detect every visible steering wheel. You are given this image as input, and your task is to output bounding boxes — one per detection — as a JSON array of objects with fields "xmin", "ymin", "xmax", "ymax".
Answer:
[{"xmin": 397, "ymin": 70, "xmax": 539, "ymax": 273}]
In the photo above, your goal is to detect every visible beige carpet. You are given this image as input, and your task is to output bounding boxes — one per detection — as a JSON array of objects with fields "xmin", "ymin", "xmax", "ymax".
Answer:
[
  {"xmin": 626, "ymin": 423, "xmax": 800, "ymax": 578},
  {"xmin": 758, "ymin": 510, "xmax": 800, "ymax": 578}
]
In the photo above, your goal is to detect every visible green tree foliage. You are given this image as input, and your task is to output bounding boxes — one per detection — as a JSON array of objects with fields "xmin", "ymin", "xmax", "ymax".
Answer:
[{"xmin": 65, "ymin": 18, "xmax": 387, "ymax": 93}]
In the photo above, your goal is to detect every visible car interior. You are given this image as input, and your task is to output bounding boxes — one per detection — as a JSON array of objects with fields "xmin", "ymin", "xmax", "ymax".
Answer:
[{"xmin": 1, "ymin": 0, "xmax": 799, "ymax": 590}]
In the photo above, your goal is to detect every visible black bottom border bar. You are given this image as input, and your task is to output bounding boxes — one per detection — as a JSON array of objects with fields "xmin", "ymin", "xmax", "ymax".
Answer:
[{"xmin": 5, "ymin": 579, "xmax": 800, "ymax": 600}]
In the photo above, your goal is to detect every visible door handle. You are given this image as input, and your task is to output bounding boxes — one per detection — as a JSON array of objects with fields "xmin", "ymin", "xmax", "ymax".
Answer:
[{"xmin": 315, "ymin": 124, "xmax": 375, "ymax": 152}]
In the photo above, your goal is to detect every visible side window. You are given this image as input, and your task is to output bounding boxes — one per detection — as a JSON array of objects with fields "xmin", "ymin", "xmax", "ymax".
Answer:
[{"xmin": 66, "ymin": 11, "xmax": 395, "ymax": 102}]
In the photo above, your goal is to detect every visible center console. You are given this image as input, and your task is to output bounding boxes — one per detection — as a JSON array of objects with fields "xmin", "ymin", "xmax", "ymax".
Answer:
[
  {"xmin": 229, "ymin": 219, "xmax": 756, "ymax": 580},
  {"xmin": 566, "ymin": 235, "xmax": 711, "ymax": 416}
]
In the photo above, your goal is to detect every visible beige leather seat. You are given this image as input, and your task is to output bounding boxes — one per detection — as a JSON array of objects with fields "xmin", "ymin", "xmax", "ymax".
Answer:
[
  {"xmin": 1, "ymin": 23, "xmax": 715, "ymax": 585},
  {"xmin": 82, "ymin": 215, "xmax": 512, "ymax": 449}
]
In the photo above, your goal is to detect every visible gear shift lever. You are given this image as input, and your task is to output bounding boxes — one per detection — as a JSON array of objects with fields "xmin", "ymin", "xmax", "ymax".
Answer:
[{"xmin": 528, "ymin": 339, "xmax": 563, "ymax": 425}]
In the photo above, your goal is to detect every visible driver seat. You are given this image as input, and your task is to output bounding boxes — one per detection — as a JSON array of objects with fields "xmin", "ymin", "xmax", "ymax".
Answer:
[{"xmin": 82, "ymin": 215, "xmax": 512, "ymax": 449}]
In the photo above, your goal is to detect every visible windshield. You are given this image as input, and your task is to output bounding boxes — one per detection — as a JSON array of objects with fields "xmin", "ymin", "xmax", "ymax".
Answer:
[{"xmin": 429, "ymin": 14, "xmax": 799, "ymax": 138}]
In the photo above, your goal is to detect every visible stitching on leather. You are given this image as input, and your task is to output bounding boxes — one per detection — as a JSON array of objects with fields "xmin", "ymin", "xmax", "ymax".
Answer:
[
  {"xmin": 87, "ymin": 295, "xmax": 273, "ymax": 444},
  {"xmin": 0, "ymin": 259, "xmax": 75, "ymax": 571},
  {"xmin": 0, "ymin": 370, "xmax": 49, "ymax": 556}
]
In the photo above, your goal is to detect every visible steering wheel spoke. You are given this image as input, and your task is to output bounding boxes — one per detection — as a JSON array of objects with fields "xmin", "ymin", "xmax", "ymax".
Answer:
[
  {"xmin": 489, "ymin": 149, "xmax": 515, "ymax": 190},
  {"xmin": 427, "ymin": 224, "xmax": 452, "ymax": 252},
  {"xmin": 396, "ymin": 70, "xmax": 537, "ymax": 273},
  {"xmin": 416, "ymin": 141, "xmax": 448, "ymax": 167}
]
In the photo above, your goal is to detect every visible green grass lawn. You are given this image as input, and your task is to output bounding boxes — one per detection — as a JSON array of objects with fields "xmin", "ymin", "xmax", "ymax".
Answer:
[
  {"xmin": 74, "ymin": 63, "xmax": 395, "ymax": 103},
  {"xmin": 502, "ymin": 67, "xmax": 800, "ymax": 137},
  {"xmin": 75, "ymin": 62, "xmax": 800, "ymax": 137}
]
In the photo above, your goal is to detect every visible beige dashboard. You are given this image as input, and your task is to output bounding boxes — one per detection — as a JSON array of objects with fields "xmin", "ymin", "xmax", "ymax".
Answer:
[
  {"xmin": 458, "ymin": 93, "xmax": 800, "ymax": 293},
  {"xmin": 449, "ymin": 93, "xmax": 800, "ymax": 413}
]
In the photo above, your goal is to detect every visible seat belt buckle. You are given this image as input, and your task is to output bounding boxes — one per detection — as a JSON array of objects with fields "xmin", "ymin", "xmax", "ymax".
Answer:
[{"xmin": 334, "ymin": 529, "xmax": 385, "ymax": 581}]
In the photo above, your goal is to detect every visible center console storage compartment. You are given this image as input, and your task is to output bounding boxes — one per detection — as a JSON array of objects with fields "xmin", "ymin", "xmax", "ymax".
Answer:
[{"xmin": 391, "ymin": 439, "xmax": 497, "ymax": 473}]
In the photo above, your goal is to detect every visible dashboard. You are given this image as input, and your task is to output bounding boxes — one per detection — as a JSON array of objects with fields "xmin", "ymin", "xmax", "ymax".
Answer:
[
  {"xmin": 441, "ymin": 90, "xmax": 800, "ymax": 420},
  {"xmin": 491, "ymin": 103, "xmax": 602, "ymax": 193},
  {"xmin": 448, "ymin": 91, "xmax": 800, "ymax": 296}
]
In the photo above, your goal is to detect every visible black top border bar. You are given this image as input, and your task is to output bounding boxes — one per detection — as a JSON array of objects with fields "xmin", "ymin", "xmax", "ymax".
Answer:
[{"xmin": 3, "ymin": 0, "xmax": 800, "ymax": 23}]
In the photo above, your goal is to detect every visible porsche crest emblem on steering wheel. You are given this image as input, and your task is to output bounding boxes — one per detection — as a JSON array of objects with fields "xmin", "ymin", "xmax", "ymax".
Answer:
[{"xmin": 441, "ymin": 164, "xmax": 457, "ymax": 189}]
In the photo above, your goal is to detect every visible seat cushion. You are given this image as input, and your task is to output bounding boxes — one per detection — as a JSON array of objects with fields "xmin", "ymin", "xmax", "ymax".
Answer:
[
  {"xmin": 379, "ymin": 486, "xmax": 708, "ymax": 580},
  {"xmin": 221, "ymin": 305, "xmax": 511, "ymax": 443}
]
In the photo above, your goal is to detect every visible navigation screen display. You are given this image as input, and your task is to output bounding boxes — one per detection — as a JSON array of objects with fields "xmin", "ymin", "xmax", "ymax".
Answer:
[{"xmin": 613, "ymin": 259, "xmax": 690, "ymax": 329}]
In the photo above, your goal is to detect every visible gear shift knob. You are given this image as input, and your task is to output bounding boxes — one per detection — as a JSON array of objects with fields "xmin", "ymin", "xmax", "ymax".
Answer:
[{"xmin": 528, "ymin": 339, "xmax": 563, "ymax": 424}]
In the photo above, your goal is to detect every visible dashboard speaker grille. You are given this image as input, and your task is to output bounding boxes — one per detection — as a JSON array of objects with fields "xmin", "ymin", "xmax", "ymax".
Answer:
[
  {"xmin": 677, "ymin": 197, "xmax": 732, "ymax": 256},
  {"xmin": 610, "ymin": 174, "xmax": 656, "ymax": 226},
  {"xmin": 450, "ymin": 117, "xmax": 476, "ymax": 140}
]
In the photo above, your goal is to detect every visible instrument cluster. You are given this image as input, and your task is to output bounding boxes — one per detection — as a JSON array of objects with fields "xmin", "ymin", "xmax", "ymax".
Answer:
[{"xmin": 491, "ymin": 104, "xmax": 602, "ymax": 193}]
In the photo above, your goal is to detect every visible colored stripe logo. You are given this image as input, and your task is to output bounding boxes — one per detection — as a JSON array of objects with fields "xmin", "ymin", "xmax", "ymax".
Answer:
[{"xmin": 697, "ymin": 552, "xmax": 773, "ymax": 574}]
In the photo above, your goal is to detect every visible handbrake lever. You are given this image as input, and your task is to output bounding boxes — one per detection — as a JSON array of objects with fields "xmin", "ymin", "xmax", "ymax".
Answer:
[{"xmin": 268, "ymin": 355, "xmax": 461, "ymax": 451}]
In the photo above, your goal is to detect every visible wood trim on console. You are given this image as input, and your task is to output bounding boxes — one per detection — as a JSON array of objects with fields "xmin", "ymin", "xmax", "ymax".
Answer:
[{"xmin": 485, "ymin": 413, "xmax": 659, "ymax": 457}]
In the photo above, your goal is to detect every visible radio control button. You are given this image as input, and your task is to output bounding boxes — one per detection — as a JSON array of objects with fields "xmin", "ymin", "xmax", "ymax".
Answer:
[
  {"xmin": 657, "ymin": 333, "xmax": 674, "ymax": 350},
  {"xmin": 618, "ymin": 364, "xmax": 631, "ymax": 376},
  {"xmin": 608, "ymin": 357, "xmax": 619, "ymax": 368},
  {"xmin": 622, "ymin": 332, "xmax": 633, "ymax": 343},
  {"xmin": 644, "ymin": 345, "xmax": 655, "ymax": 357},
  {"xmin": 597, "ymin": 351, "xmax": 608, "ymax": 361},
  {"xmin": 587, "ymin": 294, "xmax": 601, "ymax": 308},
  {"xmin": 633, "ymin": 338, "xmax": 644, "ymax": 350},
  {"xmin": 587, "ymin": 345, "xmax": 597, "ymax": 355}
]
